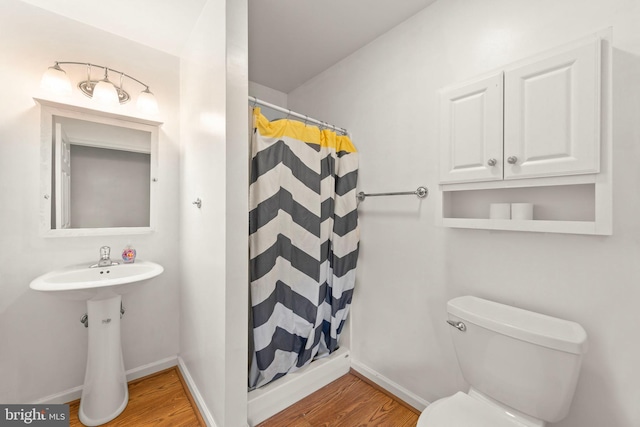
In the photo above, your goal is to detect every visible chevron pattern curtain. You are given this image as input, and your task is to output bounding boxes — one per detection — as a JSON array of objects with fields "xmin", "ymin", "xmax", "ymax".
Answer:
[{"xmin": 248, "ymin": 108, "xmax": 359, "ymax": 389}]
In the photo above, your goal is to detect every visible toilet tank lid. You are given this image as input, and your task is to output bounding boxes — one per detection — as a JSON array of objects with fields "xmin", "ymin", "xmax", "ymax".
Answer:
[{"xmin": 447, "ymin": 296, "xmax": 588, "ymax": 354}]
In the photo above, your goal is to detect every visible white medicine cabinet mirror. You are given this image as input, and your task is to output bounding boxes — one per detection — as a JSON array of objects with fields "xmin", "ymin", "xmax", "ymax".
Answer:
[{"xmin": 36, "ymin": 99, "xmax": 161, "ymax": 237}]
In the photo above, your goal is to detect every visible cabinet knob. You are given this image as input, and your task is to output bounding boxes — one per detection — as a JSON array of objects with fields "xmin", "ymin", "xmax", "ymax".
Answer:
[
  {"xmin": 487, "ymin": 158, "xmax": 497, "ymax": 167},
  {"xmin": 507, "ymin": 156, "xmax": 518, "ymax": 165}
]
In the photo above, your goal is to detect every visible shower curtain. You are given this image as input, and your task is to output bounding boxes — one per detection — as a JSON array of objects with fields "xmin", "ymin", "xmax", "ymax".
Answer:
[{"xmin": 248, "ymin": 107, "xmax": 359, "ymax": 389}]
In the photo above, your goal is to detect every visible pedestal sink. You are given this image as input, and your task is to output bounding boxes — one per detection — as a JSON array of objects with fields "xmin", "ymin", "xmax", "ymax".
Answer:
[{"xmin": 30, "ymin": 260, "xmax": 164, "ymax": 426}]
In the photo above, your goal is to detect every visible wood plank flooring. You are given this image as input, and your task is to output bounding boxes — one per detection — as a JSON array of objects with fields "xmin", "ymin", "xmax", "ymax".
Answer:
[
  {"xmin": 67, "ymin": 368, "xmax": 419, "ymax": 426},
  {"xmin": 257, "ymin": 371, "xmax": 420, "ymax": 427},
  {"xmin": 68, "ymin": 367, "xmax": 205, "ymax": 427}
]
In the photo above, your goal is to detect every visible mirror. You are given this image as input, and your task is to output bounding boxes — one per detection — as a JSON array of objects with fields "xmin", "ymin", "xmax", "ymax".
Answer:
[{"xmin": 38, "ymin": 100, "xmax": 159, "ymax": 236}]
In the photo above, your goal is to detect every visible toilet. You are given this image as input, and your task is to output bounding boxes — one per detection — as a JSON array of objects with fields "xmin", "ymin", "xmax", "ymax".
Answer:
[{"xmin": 418, "ymin": 296, "xmax": 588, "ymax": 427}]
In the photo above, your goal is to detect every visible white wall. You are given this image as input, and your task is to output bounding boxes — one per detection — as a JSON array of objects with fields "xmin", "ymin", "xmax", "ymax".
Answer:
[
  {"xmin": 288, "ymin": 1, "xmax": 640, "ymax": 426},
  {"xmin": 179, "ymin": 0, "xmax": 248, "ymax": 425},
  {"xmin": 0, "ymin": 0, "xmax": 181, "ymax": 404},
  {"xmin": 224, "ymin": 0, "xmax": 250, "ymax": 425},
  {"xmin": 248, "ymin": 81, "xmax": 288, "ymax": 108},
  {"xmin": 179, "ymin": 0, "xmax": 227, "ymax": 424}
]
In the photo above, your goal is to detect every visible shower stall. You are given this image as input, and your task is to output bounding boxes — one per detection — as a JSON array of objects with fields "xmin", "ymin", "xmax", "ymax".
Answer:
[{"xmin": 246, "ymin": 97, "xmax": 359, "ymax": 424}]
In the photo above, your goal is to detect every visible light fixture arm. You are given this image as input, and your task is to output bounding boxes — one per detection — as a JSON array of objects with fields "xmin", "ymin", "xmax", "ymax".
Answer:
[
  {"xmin": 43, "ymin": 61, "xmax": 158, "ymax": 113},
  {"xmin": 54, "ymin": 61, "xmax": 151, "ymax": 91}
]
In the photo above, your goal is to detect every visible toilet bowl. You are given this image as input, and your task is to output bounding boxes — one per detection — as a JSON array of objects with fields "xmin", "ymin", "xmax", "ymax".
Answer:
[
  {"xmin": 418, "ymin": 391, "xmax": 530, "ymax": 427},
  {"xmin": 418, "ymin": 296, "xmax": 588, "ymax": 427}
]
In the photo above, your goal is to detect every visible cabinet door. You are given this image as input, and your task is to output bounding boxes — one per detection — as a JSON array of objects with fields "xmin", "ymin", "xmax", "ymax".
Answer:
[
  {"xmin": 504, "ymin": 38, "xmax": 601, "ymax": 180},
  {"xmin": 439, "ymin": 72, "xmax": 503, "ymax": 184}
]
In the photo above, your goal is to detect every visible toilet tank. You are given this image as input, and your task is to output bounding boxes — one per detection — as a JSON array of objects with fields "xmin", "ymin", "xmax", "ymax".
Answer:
[{"xmin": 447, "ymin": 296, "xmax": 588, "ymax": 423}]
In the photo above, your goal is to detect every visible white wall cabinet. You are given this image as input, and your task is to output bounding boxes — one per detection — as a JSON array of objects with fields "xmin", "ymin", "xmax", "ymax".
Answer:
[
  {"xmin": 437, "ymin": 32, "xmax": 611, "ymax": 235},
  {"xmin": 440, "ymin": 37, "xmax": 601, "ymax": 184}
]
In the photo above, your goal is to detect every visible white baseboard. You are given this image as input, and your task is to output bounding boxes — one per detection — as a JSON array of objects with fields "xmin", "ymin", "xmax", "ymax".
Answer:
[
  {"xmin": 33, "ymin": 355, "xmax": 179, "ymax": 405},
  {"xmin": 33, "ymin": 385, "xmax": 84, "ymax": 406},
  {"xmin": 247, "ymin": 347, "xmax": 351, "ymax": 426},
  {"xmin": 177, "ymin": 357, "xmax": 218, "ymax": 427},
  {"xmin": 127, "ymin": 355, "xmax": 178, "ymax": 382},
  {"xmin": 350, "ymin": 358, "xmax": 430, "ymax": 411}
]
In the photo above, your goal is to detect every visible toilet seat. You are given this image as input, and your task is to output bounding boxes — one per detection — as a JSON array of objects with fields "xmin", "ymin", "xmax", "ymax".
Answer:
[{"xmin": 417, "ymin": 392, "xmax": 528, "ymax": 427}]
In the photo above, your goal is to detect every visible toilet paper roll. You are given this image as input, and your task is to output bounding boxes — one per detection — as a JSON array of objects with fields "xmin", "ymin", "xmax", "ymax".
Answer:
[
  {"xmin": 511, "ymin": 203, "xmax": 533, "ymax": 220},
  {"xmin": 489, "ymin": 203, "xmax": 511, "ymax": 220}
]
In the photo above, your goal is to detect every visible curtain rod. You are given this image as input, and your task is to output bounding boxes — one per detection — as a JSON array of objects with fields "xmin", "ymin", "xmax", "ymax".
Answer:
[{"xmin": 249, "ymin": 96, "xmax": 348, "ymax": 135}]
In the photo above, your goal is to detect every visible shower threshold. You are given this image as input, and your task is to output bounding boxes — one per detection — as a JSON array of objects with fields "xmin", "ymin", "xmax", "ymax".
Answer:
[{"xmin": 247, "ymin": 347, "xmax": 351, "ymax": 425}]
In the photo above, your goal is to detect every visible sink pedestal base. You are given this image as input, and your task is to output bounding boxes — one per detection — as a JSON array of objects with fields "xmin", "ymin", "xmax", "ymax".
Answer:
[{"xmin": 79, "ymin": 294, "xmax": 128, "ymax": 426}]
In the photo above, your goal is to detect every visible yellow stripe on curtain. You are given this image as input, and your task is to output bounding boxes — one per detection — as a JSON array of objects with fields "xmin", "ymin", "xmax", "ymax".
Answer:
[{"xmin": 253, "ymin": 107, "xmax": 357, "ymax": 153}]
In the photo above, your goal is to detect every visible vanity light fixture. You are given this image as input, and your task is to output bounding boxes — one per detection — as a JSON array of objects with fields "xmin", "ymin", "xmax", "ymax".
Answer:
[{"xmin": 40, "ymin": 61, "xmax": 159, "ymax": 114}]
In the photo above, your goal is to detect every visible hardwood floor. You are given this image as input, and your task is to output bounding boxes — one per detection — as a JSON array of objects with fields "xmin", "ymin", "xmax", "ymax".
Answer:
[
  {"xmin": 257, "ymin": 371, "xmax": 420, "ymax": 427},
  {"xmin": 68, "ymin": 367, "xmax": 205, "ymax": 427},
  {"xmin": 67, "ymin": 368, "xmax": 419, "ymax": 426}
]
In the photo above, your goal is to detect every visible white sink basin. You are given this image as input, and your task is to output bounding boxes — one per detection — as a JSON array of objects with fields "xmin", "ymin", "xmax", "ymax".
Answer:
[
  {"xmin": 30, "ymin": 261, "xmax": 163, "ymax": 294},
  {"xmin": 30, "ymin": 260, "xmax": 164, "ymax": 426}
]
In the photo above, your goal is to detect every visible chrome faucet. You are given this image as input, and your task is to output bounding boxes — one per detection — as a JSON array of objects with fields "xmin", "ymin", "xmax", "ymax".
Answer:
[{"xmin": 90, "ymin": 246, "xmax": 119, "ymax": 268}]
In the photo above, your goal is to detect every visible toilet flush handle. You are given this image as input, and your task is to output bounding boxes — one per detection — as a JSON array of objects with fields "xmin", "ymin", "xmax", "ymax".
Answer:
[{"xmin": 446, "ymin": 320, "xmax": 466, "ymax": 332}]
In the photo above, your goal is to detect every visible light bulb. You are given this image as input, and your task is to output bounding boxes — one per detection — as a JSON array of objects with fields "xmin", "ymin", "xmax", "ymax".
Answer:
[
  {"xmin": 41, "ymin": 63, "xmax": 72, "ymax": 95},
  {"xmin": 92, "ymin": 74, "xmax": 119, "ymax": 107},
  {"xmin": 136, "ymin": 87, "xmax": 159, "ymax": 115}
]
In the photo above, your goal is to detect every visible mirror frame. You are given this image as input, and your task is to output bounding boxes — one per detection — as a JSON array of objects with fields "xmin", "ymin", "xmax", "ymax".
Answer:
[{"xmin": 35, "ymin": 98, "xmax": 162, "ymax": 237}]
